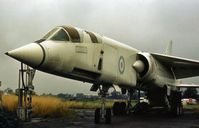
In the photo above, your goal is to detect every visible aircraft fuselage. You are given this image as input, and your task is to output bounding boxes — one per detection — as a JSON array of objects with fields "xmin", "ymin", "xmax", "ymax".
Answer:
[{"xmin": 6, "ymin": 26, "xmax": 178, "ymax": 92}]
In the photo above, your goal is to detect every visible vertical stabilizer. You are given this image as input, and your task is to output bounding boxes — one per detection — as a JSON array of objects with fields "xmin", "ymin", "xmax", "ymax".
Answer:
[{"xmin": 164, "ymin": 40, "xmax": 173, "ymax": 55}]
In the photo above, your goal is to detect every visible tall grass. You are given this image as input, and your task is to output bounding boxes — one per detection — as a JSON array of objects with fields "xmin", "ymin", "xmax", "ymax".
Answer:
[
  {"xmin": 1, "ymin": 95, "xmax": 114, "ymax": 118},
  {"xmin": 32, "ymin": 96, "xmax": 72, "ymax": 117},
  {"xmin": 2, "ymin": 94, "xmax": 18, "ymax": 112}
]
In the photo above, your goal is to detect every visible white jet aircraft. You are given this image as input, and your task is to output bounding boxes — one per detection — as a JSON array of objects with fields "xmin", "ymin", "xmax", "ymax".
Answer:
[{"xmin": 6, "ymin": 26, "xmax": 199, "ymax": 124}]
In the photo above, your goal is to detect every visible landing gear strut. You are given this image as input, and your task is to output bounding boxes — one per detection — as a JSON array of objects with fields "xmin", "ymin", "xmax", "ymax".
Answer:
[
  {"xmin": 169, "ymin": 91, "xmax": 183, "ymax": 116},
  {"xmin": 126, "ymin": 89, "xmax": 134, "ymax": 114},
  {"xmin": 17, "ymin": 63, "xmax": 36, "ymax": 121},
  {"xmin": 94, "ymin": 85, "xmax": 111, "ymax": 124}
]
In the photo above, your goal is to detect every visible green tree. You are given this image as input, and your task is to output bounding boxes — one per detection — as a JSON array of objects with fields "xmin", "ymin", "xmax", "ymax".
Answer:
[
  {"xmin": 4, "ymin": 88, "xmax": 13, "ymax": 94},
  {"xmin": 183, "ymin": 88, "xmax": 198, "ymax": 99}
]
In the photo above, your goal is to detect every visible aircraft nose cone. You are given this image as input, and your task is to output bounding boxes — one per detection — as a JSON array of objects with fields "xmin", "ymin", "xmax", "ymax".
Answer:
[{"xmin": 5, "ymin": 43, "xmax": 44, "ymax": 68}]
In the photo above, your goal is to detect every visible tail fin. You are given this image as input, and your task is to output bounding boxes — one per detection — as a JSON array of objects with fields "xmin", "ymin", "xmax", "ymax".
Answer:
[{"xmin": 164, "ymin": 40, "xmax": 173, "ymax": 55}]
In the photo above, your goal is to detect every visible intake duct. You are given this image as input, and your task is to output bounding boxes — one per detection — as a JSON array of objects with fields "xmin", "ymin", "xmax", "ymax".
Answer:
[{"xmin": 133, "ymin": 52, "xmax": 153, "ymax": 79}]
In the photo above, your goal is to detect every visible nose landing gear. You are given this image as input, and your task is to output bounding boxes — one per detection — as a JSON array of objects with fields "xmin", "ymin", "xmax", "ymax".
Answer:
[{"xmin": 94, "ymin": 85, "xmax": 112, "ymax": 124}]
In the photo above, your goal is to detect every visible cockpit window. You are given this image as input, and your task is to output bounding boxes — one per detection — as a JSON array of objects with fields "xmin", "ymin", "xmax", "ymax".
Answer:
[
  {"xmin": 35, "ymin": 27, "xmax": 70, "ymax": 43},
  {"xmin": 85, "ymin": 31, "xmax": 98, "ymax": 43},
  {"xmin": 50, "ymin": 29, "xmax": 69, "ymax": 41},
  {"xmin": 43, "ymin": 28, "xmax": 59, "ymax": 39},
  {"xmin": 62, "ymin": 26, "xmax": 80, "ymax": 42}
]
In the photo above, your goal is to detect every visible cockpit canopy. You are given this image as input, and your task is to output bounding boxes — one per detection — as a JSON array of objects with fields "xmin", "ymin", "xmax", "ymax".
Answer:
[
  {"xmin": 43, "ymin": 26, "xmax": 81, "ymax": 42},
  {"xmin": 35, "ymin": 26, "xmax": 101, "ymax": 44},
  {"xmin": 43, "ymin": 27, "xmax": 69, "ymax": 41},
  {"xmin": 36, "ymin": 26, "xmax": 81, "ymax": 43}
]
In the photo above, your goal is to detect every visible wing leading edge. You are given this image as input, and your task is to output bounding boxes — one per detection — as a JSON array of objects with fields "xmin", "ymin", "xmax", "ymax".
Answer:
[
  {"xmin": 151, "ymin": 53, "xmax": 199, "ymax": 79},
  {"xmin": 176, "ymin": 84, "xmax": 199, "ymax": 88}
]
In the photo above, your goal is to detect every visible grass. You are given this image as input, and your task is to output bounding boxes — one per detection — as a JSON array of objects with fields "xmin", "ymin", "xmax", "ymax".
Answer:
[
  {"xmin": 31, "ymin": 96, "xmax": 72, "ymax": 117},
  {"xmin": 5, "ymin": 94, "xmax": 199, "ymax": 118},
  {"xmin": 1, "ymin": 95, "xmax": 116, "ymax": 118},
  {"xmin": 183, "ymin": 104, "xmax": 199, "ymax": 110},
  {"xmin": 2, "ymin": 94, "xmax": 18, "ymax": 112}
]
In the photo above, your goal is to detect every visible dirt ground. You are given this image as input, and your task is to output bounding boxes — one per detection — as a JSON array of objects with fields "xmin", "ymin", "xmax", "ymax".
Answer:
[{"xmin": 20, "ymin": 109, "xmax": 199, "ymax": 128}]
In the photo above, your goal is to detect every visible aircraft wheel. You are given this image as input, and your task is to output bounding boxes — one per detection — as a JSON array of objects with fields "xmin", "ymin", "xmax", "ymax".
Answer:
[
  {"xmin": 179, "ymin": 103, "xmax": 183, "ymax": 116},
  {"xmin": 120, "ymin": 102, "xmax": 126, "ymax": 115},
  {"xmin": 170, "ymin": 102, "xmax": 177, "ymax": 116},
  {"xmin": 176, "ymin": 103, "xmax": 183, "ymax": 116},
  {"xmin": 95, "ymin": 108, "xmax": 100, "ymax": 124},
  {"xmin": 171, "ymin": 105, "xmax": 182, "ymax": 116},
  {"xmin": 105, "ymin": 108, "xmax": 111, "ymax": 124},
  {"xmin": 170, "ymin": 105, "xmax": 177, "ymax": 116},
  {"xmin": 169, "ymin": 91, "xmax": 183, "ymax": 117},
  {"xmin": 176, "ymin": 106, "xmax": 180, "ymax": 116},
  {"xmin": 134, "ymin": 102, "xmax": 149, "ymax": 115},
  {"xmin": 112, "ymin": 102, "xmax": 120, "ymax": 116}
]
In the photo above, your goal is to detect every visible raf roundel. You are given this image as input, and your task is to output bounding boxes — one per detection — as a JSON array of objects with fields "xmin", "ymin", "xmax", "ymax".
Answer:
[{"xmin": 118, "ymin": 56, "xmax": 125, "ymax": 74}]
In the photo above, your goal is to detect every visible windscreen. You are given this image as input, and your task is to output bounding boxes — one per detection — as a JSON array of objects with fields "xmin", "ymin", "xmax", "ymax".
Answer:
[
  {"xmin": 42, "ymin": 28, "xmax": 59, "ymax": 39},
  {"xmin": 50, "ymin": 29, "xmax": 69, "ymax": 41}
]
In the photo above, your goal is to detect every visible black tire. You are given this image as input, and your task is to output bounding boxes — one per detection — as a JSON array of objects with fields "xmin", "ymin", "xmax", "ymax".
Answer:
[
  {"xmin": 176, "ymin": 103, "xmax": 183, "ymax": 116},
  {"xmin": 169, "ymin": 91, "xmax": 183, "ymax": 117},
  {"xmin": 179, "ymin": 103, "xmax": 183, "ymax": 116},
  {"xmin": 171, "ymin": 105, "xmax": 182, "ymax": 116},
  {"xmin": 105, "ymin": 108, "xmax": 111, "ymax": 124},
  {"xmin": 176, "ymin": 105, "xmax": 180, "ymax": 116},
  {"xmin": 120, "ymin": 102, "xmax": 126, "ymax": 115},
  {"xmin": 95, "ymin": 108, "xmax": 100, "ymax": 124},
  {"xmin": 170, "ymin": 105, "xmax": 178, "ymax": 116},
  {"xmin": 112, "ymin": 102, "xmax": 120, "ymax": 116},
  {"xmin": 169, "ymin": 101, "xmax": 177, "ymax": 116},
  {"xmin": 133, "ymin": 102, "xmax": 149, "ymax": 115}
]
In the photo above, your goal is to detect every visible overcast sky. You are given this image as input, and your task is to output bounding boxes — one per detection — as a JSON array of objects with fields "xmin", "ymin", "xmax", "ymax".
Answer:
[{"xmin": 0, "ymin": 0, "xmax": 199, "ymax": 95}]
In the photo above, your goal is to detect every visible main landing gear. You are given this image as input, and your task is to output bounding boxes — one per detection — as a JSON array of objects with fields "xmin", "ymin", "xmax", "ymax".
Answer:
[
  {"xmin": 112, "ymin": 89, "xmax": 134, "ymax": 116},
  {"xmin": 169, "ymin": 91, "xmax": 183, "ymax": 116},
  {"xmin": 94, "ymin": 85, "xmax": 111, "ymax": 124},
  {"xmin": 112, "ymin": 89, "xmax": 150, "ymax": 116},
  {"xmin": 162, "ymin": 86, "xmax": 183, "ymax": 116}
]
